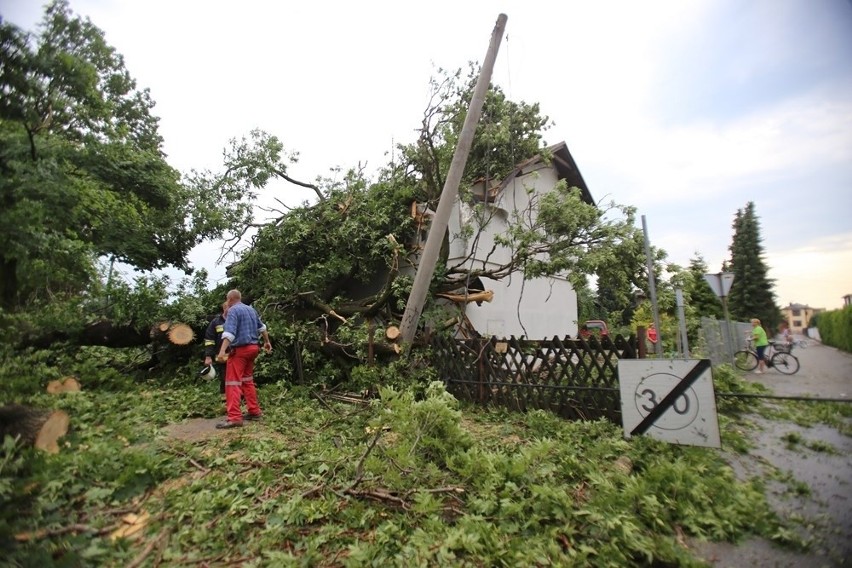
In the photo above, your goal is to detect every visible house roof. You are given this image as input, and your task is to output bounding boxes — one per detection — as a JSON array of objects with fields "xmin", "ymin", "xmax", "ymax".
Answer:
[
  {"xmin": 476, "ymin": 141, "xmax": 595, "ymax": 207},
  {"xmin": 783, "ymin": 303, "xmax": 824, "ymax": 311}
]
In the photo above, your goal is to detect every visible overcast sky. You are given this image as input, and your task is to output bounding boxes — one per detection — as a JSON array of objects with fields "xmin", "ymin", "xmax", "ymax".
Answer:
[{"xmin": 4, "ymin": 0, "xmax": 852, "ymax": 310}]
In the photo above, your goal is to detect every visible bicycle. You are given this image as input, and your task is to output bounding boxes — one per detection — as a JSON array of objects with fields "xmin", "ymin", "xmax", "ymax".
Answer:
[{"xmin": 734, "ymin": 339, "xmax": 800, "ymax": 375}]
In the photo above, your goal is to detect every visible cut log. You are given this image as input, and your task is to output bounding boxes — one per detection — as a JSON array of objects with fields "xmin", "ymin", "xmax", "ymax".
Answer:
[
  {"xmin": 0, "ymin": 405, "xmax": 69, "ymax": 454},
  {"xmin": 46, "ymin": 376, "xmax": 81, "ymax": 394},
  {"xmin": 167, "ymin": 323, "xmax": 195, "ymax": 346},
  {"xmin": 156, "ymin": 321, "xmax": 171, "ymax": 333},
  {"xmin": 385, "ymin": 326, "xmax": 400, "ymax": 341},
  {"xmin": 61, "ymin": 376, "xmax": 81, "ymax": 392},
  {"xmin": 110, "ymin": 511, "xmax": 150, "ymax": 541}
]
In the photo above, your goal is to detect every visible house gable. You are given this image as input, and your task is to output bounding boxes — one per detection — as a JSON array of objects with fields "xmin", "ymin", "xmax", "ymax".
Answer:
[{"xmin": 444, "ymin": 141, "xmax": 594, "ymax": 339}]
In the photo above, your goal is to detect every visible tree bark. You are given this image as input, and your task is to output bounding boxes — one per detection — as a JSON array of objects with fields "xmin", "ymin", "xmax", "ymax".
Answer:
[
  {"xmin": 0, "ymin": 405, "xmax": 70, "ymax": 454},
  {"xmin": 20, "ymin": 320, "xmax": 152, "ymax": 350}
]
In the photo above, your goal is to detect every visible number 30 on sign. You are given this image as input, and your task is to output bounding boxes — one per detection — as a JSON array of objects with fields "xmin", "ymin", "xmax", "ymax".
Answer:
[{"xmin": 618, "ymin": 359, "xmax": 721, "ymax": 448}]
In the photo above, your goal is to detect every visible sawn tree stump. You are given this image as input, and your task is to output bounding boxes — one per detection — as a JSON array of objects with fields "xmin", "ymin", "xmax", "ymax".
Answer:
[{"xmin": 0, "ymin": 405, "xmax": 70, "ymax": 454}]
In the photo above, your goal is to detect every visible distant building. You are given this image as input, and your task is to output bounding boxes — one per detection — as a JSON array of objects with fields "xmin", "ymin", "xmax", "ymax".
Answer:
[
  {"xmin": 780, "ymin": 303, "xmax": 824, "ymax": 335},
  {"xmin": 843, "ymin": 294, "xmax": 852, "ymax": 308}
]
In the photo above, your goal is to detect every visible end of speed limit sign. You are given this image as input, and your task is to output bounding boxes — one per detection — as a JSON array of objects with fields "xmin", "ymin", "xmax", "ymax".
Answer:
[{"xmin": 618, "ymin": 359, "xmax": 721, "ymax": 448}]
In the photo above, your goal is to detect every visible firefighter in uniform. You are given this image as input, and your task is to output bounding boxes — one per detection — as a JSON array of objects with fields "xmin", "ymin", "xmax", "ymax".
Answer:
[{"xmin": 203, "ymin": 302, "xmax": 229, "ymax": 397}]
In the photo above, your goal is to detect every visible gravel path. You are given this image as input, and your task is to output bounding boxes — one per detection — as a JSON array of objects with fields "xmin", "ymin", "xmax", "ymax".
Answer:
[{"xmin": 692, "ymin": 339, "xmax": 852, "ymax": 567}]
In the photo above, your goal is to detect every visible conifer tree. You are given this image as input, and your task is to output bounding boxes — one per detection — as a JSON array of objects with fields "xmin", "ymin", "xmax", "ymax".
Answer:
[{"xmin": 726, "ymin": 202, "xmax": 781, "ymax": 330}]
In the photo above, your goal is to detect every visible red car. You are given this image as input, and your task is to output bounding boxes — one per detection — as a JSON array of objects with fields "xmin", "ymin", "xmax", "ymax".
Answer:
[{"xmin": 580, "ymin": 320, "xmax": 609, "ymax": 339}]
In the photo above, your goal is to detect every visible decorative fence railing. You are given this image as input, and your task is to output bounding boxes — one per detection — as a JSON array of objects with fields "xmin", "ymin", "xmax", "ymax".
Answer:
[{"xmin": 431, "ymin": 334, "xmax": 641, "ymax": 422}]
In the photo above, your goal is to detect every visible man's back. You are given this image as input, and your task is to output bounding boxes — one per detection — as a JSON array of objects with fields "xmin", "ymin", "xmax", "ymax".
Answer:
[{"xmin": 224, "ymin": 302, "xmax": 263, "ymax": 347}]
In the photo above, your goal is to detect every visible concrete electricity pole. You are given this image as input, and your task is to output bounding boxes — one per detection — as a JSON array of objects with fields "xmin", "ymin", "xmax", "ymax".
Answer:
[
  {"xmin": 399, "ymin": 13, "xmax": 508, "ymax": 344},
  {"xmin": 642, "ymin": 215, "xmax": 663, "ymax": 356}
]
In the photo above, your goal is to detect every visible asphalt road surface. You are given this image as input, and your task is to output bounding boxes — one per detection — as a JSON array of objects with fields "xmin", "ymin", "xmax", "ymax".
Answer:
[{"xmin": 692, "ymin": 339, "xmax": 852, "ymax": 567}]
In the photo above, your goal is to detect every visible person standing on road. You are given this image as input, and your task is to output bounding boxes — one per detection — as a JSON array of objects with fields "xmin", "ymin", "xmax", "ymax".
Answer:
[
  {"xmin": 751, "ymin": 318, "xmax": 769, "ymax": 374},
  {"xmin": 203, "ymin": 302, "xmax": 229, "ymax": 400},
  {"xmin": 778, "ymin": 321, "xmax": 793, "ymax": 350},
  {"xmin": 215, "ymin": 290, "xmax": 272, "ymax": 429}
]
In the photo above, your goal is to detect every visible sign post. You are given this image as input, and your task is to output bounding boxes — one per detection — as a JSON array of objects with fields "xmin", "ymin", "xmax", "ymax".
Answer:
[{"xmin": 704, "ymin": 272, "xmax": 735, "ymax": 364}]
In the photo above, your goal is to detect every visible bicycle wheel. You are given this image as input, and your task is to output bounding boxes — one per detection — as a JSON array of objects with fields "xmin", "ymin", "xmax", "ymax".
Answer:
[
  {"xmin": 734, "ymin": 350, "xmax": 758, "ymax": 371},
  {"xmin": 771, "ymin": 352, "xmax": 800, "ymax": 375}
]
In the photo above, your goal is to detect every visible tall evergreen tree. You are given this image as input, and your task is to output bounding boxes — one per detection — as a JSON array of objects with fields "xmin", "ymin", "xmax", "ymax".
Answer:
[
  {"xmin": 685, "ymin": 253, "xmax": 723, "ymax": 319},
  {"xmin": 726, "ymin": 202, "xmax": 781, "ymax": 330}
]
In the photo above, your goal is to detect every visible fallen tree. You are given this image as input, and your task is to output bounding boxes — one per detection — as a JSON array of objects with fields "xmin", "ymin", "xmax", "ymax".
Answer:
[{"xmin": 19, "ymin": 320, "xmax": 198, "ymax": 350}]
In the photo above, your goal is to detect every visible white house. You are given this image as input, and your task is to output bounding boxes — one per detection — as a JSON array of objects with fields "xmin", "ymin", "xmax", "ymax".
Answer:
[{"xmin": 439, "ymin": 141, "xmax": 595, "ymax": 339}]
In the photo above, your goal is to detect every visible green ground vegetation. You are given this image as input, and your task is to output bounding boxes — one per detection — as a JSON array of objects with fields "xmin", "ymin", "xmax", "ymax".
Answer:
[{"xmin": 2, "ymin": 348, "xmax": 842, "ymax": 567}]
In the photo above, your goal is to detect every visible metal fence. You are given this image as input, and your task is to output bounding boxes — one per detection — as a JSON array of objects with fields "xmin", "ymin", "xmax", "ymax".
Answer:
[{"xmin": 699, "ymin": 317, "xmax": 752, "ymax": 366}]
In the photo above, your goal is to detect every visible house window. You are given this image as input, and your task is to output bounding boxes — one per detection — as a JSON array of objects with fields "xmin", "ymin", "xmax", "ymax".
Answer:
[
  {"xmin": 793, "ymin": 320, "xmax": 802, "ymax": 327},
  {"xmin": 792, "ymin": 309, "xmax": 801, "ymax": 316}
]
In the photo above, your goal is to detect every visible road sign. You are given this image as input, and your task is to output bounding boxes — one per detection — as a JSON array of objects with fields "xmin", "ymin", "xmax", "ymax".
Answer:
[
  {"xmin": 704, "ymin": 272, "xmax": 735, "ymax": 299},
  {"xmin": 618, "ymin": 359, "xmax": 720, "ymax": 448}
]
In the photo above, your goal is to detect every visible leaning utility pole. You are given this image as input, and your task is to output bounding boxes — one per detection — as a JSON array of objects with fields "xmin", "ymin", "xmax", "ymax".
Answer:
[
  {"xmin": 642, "ymin": 215, "xmax": 663, "ymax": 356},
  {"xmin": 399, "ymin": 13, "xmax": 508, "ymax": 344}
]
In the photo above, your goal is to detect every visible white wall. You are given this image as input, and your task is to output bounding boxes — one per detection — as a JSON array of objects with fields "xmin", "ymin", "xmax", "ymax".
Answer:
[
  {"xmin": 464, "ymin": 274, "xmax": 578, "ymax": 339},
  {"xmin": 446, "ymin": 163, "xmax": 579, "ymax": 338}
]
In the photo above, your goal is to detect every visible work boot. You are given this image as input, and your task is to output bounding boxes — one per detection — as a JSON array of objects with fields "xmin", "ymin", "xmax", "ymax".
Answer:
[{"xmin": 242, "ymin": 413, "xmax": 262, "ymax": 421}]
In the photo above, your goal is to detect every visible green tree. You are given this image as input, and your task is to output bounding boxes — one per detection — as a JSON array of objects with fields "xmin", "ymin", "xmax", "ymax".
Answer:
[
  {"xmin": 394, "ymin": 65, "xmax": 550, "ymax": 207},
  {"xmin": 726, "ymin": 202, "xmax": 781, "ymax": 329},
  {"xmin": 0, "ymin": 1, "xmax": 254, "ymax": 310},
  {"xmin": 684, "ymin": 253, "xmax": 723, "ymax": 319},
  {"xmin": 591, "ymin": 223, "xmax": 673, "ymax": 329}
]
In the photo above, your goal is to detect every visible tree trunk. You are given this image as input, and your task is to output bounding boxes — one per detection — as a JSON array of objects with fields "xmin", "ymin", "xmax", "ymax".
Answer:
[
  {"xmin": 0, "ymin": 256, "xmax": 18, "ymax": 310},
  {"xmin": 20, "ymin": 320, "xmax": 151, "ymax": 350},
  {"xmin": 0, "ymin": 405, "xmax": 70, "ymax": 454},
  {"xmin": 19, "ymin": 320, "xmax": 202, "ymax": 350}
]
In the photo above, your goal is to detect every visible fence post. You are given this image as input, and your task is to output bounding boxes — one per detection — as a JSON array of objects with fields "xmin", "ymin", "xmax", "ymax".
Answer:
[
  {"xmin": 478, "ymin": 338, "xmax": 486, "ymax": 403},
  {"xmin": 637, "ymin": 326, "xmax": 647, "ymax": 359}
]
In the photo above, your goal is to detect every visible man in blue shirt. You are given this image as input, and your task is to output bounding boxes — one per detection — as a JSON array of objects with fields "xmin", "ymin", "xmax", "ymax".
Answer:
[{"xmin": 215, "ymin": 289, "xmax": 272, "ymax": 428}]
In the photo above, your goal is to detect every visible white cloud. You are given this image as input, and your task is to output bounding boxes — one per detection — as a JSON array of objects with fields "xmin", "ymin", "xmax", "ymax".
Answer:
[{"xmin": 575, "ymin": 88, "xmax": 852, "ymax": 205}]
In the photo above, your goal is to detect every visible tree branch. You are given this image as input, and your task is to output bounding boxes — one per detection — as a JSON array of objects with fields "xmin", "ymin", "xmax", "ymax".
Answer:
[{"xmin": 273, "ymin": 167, "xmax": 324, "ymax": 202}]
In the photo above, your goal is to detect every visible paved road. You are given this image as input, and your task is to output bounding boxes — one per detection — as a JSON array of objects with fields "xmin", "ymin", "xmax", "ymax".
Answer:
[
  {"xmin": 748, "ymin": 338, "xmax": 852, "ymax": 399},
  {"xmin": 693, "ymin": 339, "xmax": 852, "ymax": 567}
]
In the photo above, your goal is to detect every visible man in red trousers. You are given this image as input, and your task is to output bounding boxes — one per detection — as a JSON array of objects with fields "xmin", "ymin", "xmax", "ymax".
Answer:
[{"xmin": 215, "ymin": 289, "xmax": 272, "ymax": 429}]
